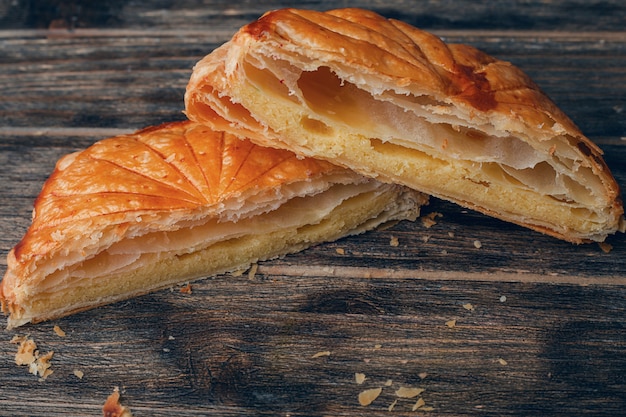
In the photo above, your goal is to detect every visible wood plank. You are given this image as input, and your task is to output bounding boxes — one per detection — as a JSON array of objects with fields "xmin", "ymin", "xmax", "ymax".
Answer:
[
  {"xmin": 1, "ymin": 273, "xmax": 626, "ymax": 416},
  {"xmin": 1, "ymin": 29, "xmax": 624, "ymax": 137},
  {"xmin": 2, "ymin": 0, "xmax": 626, "ymax": 31}
]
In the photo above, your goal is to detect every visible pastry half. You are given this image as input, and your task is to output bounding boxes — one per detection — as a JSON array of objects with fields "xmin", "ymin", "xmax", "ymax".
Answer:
[
  {"xmin": 185, "ymin": 7, "xmax": 624, "ymax": 243},
  {"xmin": 1, "ymin": 121, "xmax": 426, "ymax": 328}
]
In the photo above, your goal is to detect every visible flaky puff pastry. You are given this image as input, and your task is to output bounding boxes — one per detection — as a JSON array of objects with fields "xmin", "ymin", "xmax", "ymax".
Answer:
[
  {"xmin": 1, "ymin": 121, "xmax": 426, "ymax": 328},
  {"xmin": 185, "ymin": 8, "xmax": 624, "ymax": 243}
]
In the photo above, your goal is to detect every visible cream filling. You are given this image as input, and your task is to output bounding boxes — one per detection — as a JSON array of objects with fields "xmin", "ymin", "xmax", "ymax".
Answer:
[
  {"xmin": 35, "ymin": 179, "xmax": 382, "ymax": 292},
  {"xmin": 25, "ymin": 171, "xmax": 361, "ymax": 287},
  {"xmin": 241, "ymin": 54, "xmax": 605, "ymax": 210}
]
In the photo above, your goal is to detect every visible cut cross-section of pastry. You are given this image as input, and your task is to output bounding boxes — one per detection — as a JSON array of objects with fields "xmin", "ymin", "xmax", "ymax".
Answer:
[
  {"xmin": 185, "ymin": 7, "xmax": 624, "ymax": 243},
  {"xmin": 0, "ymin": 120, "xmax": 427, "ymax": 329}
]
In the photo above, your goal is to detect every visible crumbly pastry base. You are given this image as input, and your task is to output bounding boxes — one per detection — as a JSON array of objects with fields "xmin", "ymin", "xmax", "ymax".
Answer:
[{"xmin": 3, "ymin": 183, "xmax": 423, "ymax": 329}]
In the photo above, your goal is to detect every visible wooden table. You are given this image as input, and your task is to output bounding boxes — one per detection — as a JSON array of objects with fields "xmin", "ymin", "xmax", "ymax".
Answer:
[{"xmin": 1, "ymin": 1, "xmax": 625, "ymax": 415}]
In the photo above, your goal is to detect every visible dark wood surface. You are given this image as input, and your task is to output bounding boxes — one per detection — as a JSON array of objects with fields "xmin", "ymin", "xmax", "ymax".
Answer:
[{"xmin": 1, "ymin": 1, "xmax": 626, "ymax": 416}]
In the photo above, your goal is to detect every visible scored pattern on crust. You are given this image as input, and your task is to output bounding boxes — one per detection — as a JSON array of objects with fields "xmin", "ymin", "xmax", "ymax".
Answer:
[
  {"xmin": 13, "ymin": 121, "xmax": 339, "ymax": 262},
  {"xmin": 241, "ymin": 7, "xmax": 584, "ymax": 141}
]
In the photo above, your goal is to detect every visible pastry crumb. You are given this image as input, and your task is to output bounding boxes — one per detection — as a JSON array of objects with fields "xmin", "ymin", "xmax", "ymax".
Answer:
[
  {"xmin": 355, "ymin": 372, "xmax": 366, "ymax": 384},
  {"xmin": 412, "ymin": 397, "xmax": 426, "ymax": 411},
  {"xmin": 445, "ymin": 319, "xmax": 457, "ymax": 328},
  {"xmin": 463, "ymin": 303, "xmax": 475, "ymax": 311},
  {"xmin": 74, "ymin": 369, "xmax": 84, "ymax": 379},
  {"xmin": 33, "ymin": 351, "xmax": 54, "ymax": 380},
  {"xmin": 421, "ymin": 212, "xmax": 442, "ymax": 228},
  {"xmin": 10, "ymin": 335, "xmax": 26, "ymax": 344},
  {"xmin": 395, "ymin": 386, "xmax": 425, "ymax": 398},
  {"xmin": 388, "ymin": 399, "xmax": 398, "ymax": 411},
  {"xmin": 473, "ymin": 240, "xmax": 482, "ymax": 249},
  {"xmin": 498, "ymin": 358, "xmax": 508, "ymax": 366},
  {"xmin": 335, "ymin": 247, "xmax": 345, "ymax": 255},
  {"xmin": 12, "ymin": 336, "xmax": 54, "ymax": 380},
  {"xmin": 53, "ymin": 325, "xmax": 66, "ymax": 337},
  {"xmin": 358, "ymin": 387, "xmax": 382, "ymax": 406},
  {"xmin": 311, "ymin": 350, "xmax": 331, "ymax": 358},
  {"xmin": 12, "ymin": 336, "xmax": 37, "ymax": 365},
  {"xmin": 598, "ymin": 242, "xmax": 613, "ymax": 253},
  {"xmin": 389, "ymin": 236, "xmax": 399, "ymax": 247},
  {"xmin": 102, "ymin": 388, "xmax": 133, "ymax": 417},
  {"xmin": 179, "ymin": 283, "xmax": 192, "ymax": 294}
]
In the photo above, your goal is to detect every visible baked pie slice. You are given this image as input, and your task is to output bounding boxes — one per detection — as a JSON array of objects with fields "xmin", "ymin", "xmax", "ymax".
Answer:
[
  {"xmin": 1, "ymin": 121, "xmax": 426, "ymax": 328},
  {"xmin": 185, "ymin": 7, "xmax": 624, "ymax": 243}
]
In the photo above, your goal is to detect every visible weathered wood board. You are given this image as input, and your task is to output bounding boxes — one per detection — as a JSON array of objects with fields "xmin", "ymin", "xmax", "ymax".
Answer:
[{"xmin": 1, "ymin": 1, "xmax": 625, "ymax": 415}]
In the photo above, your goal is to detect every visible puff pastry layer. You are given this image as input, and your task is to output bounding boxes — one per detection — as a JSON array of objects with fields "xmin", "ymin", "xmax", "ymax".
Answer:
[
  {"xmin": 1, "ymin": 121, "xmax": 426, "ymax": 328},
  {"xmin": 185, "ymin": 7, "xmax": 624, "ymax": 243}
]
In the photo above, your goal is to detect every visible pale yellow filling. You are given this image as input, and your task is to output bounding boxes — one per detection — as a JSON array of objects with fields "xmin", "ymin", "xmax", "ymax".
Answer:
[
  {"xmin": 227, "ymin": 56, "xmax": 611, "ymax": 240},
  {"xmin": 10, "ymin": 181, "xmax": 422, "ymax": 328}
]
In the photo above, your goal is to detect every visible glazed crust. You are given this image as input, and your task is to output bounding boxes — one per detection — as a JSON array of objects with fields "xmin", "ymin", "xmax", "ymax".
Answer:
[
  {"xmin": 1, "ymin": 120, "xmax": 426, "ymax": 328},
  {"xmin": 185, "ymin": 7, "xmax": 624, "ymax": 243}
]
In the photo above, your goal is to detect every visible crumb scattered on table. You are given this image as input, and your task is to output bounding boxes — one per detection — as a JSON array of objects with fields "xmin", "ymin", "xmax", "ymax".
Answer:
[
  {"xmin": 179, "ymin": 283, "xmax": 192, "ymax": 294},
  {"xmin": 412, "ymin": 397, "xmax": 426, "ymax": 411},
  {"xmin": 395, "ymin": 386, "xmax": 425, "ymax": 398},
  {"xmin": 11, "ymin": 335, "xmax": 54, "ymax": 380},
  {"xmin": 421, "ymin": 212, "xmax": 442, "ymax": 228},
  {"xmin": 358, "ymin": 387, "xmax": 382, "ymax": 406},
  {"xmin": 53, "ymin": 325, "xmax": 66, "ymax": 337},
  {"xmin": 102, "ymin": 388, "xmax": 133, "ymax": 417},
  {"xmin": 598, "ymin": 242, "xmax": 613, "ymax": 253}
]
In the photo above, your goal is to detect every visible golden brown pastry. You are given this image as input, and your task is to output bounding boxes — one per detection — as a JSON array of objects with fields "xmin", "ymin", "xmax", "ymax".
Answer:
[
  {"xmin": 185, "ymin": 7, "xmax": 624, "ymax": 243},
  {"xmin": 1, "ymin": 121, "xmax": 426, "ymax": 328}
]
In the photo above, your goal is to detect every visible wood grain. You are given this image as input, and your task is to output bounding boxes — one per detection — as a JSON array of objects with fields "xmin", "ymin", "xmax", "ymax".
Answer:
[
  {"xmin": 1, "ymin": 1, "xmax": 626, "ymax": 416},
  {"xmin": 2, "ymin": 0, "xmax": 626, "ymax": 31},
  {"xmin": 2, "ymin": 273, "xmax": 626, "ymax": 416}
]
